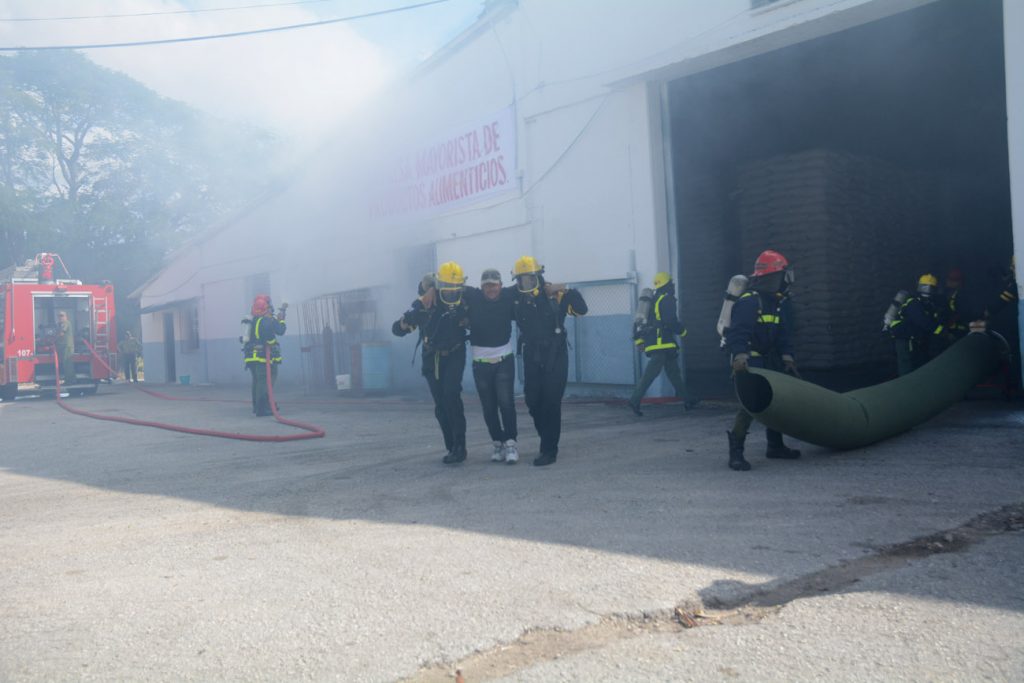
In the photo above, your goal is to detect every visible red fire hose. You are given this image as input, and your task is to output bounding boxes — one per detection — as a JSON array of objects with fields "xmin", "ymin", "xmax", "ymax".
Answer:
[{"xmin": 52, "ymin": 343, "xmax": 325, "ymax": 442}]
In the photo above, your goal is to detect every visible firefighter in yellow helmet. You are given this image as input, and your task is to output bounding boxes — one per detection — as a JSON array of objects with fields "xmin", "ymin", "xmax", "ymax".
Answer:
[
  {"xmin": 392, "ymin": 262, "xmax": 471, "ymax": 464},
  {"xmin": 509, "ymin": 255, "xmax": 588, "ymax": 467},
  {"xmin": 628, "ymin": 271, "xmax": 697, "ymax": 415},
  {"xmin": 887, "ymin": 273, "xmax": 945, "ymax": 376},
  {"xmin": 243, "ymin": 294, "xmax": 287, "ymax": 416}
]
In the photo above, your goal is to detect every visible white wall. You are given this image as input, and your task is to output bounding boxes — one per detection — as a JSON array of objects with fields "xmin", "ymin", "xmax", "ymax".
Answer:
[
  {"xmin": 137, "ymin": 0, "xmax": 957, "ymax": 387},
  {"xmin": 1004, "ymin": 0, "xmax": 1024, "ymax": 378}
]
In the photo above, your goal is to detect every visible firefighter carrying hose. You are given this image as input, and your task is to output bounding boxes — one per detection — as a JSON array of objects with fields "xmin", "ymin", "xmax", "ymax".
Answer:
[
  {"xmin": 510, "ymin": 256, "xmax": 587, "ymax": 467},
  {"xmin": 888, "ymin": 274, "xmax": 945, "ymax": 376},
  {"xmin": 628, "ymin": 272, "xmax": 697, "ymax": 416},
  {"xmin": 726, "ymin": 250, "xmax": 801, "ymax": 472},
  {"xmin": 243, "ymin": 294, "xmax": 287, "ymax": 417},
  {"xmin": 393, "ymin": 262, "xmax": 470, "ymax": 464}
]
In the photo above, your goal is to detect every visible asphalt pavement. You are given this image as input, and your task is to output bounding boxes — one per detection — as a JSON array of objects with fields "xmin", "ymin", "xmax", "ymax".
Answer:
[{"xmin": 0, "ymin": 382, "xmax": 1021, "ymax": 681}]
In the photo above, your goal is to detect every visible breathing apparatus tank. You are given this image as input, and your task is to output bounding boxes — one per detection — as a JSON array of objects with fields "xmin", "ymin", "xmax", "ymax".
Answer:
[
  {"xmin": 240, "ymin": 317, "xmax": 253, "ymax": 346},
  {"xmin": 882, "ymin": 290, "xmax": 910, "ymax": 333},
  {"xmin": 635, "ymin": 288, "xmax": 654, "ymax": 326},
  {"xmin": 717, "ymin": 274, "xmax": 749, "ymax": 345},
  {"xmin": 633, "ymin": 288, "xmax": 654, "ymax": 345}
]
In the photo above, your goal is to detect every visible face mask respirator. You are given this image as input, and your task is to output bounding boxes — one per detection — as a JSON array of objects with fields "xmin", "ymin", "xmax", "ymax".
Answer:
[
  {"xmin": 439, "ymin": 286, "xmax": 463, "ymax": 306},
  {"xmin": 516, "ymin": 274, "xmax": 539, "ymax": 294}
]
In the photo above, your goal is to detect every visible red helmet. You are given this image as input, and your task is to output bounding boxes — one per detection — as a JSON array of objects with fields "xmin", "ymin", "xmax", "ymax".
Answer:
[
  {"xmin": 946, "ymin": 267, "xmax": 963, "ymax": 284},
  {"xmin": 752, "ymin": 250, "xmax": 789, "ymax": 277},
  {"xmin": 251, "ymin": 294, "xmax": 271, "ymax": 316}
]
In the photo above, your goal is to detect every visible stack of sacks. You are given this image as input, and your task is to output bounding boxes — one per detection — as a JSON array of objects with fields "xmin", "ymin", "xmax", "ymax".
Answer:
[
  {"xmin": 676, "ymin": 169, "xmax": 735, "ymax": 372},
  {"xmin": 736, "ymin": 149, "xmax": 934, "ymax": 369}
]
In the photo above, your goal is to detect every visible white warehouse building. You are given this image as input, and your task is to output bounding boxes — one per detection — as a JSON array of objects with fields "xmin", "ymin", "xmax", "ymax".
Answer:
[{"xmin": 135, "ymin": 0, "xmax": 1024, "ymax": 398}]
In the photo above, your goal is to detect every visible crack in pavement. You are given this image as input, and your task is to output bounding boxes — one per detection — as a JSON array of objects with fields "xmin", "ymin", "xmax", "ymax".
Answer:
[{"xmin": 403, "ymin": 503, "xmax": 1024, "ymax": 682}]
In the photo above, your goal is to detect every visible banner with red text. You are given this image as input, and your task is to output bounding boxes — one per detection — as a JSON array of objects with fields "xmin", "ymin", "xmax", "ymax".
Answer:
[{"xmin": 370, "ymin": 106, "xmax": 518, "ymax": 221}]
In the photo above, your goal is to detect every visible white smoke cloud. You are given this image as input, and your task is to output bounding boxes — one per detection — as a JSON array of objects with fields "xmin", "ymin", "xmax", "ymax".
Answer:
[{"xmin": 0, "ymin": 0, "xmax": 395, "ymax": 136}]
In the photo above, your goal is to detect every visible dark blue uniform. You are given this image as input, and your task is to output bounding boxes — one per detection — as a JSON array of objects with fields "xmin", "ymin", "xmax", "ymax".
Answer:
[
  {"xmin": 512, "ymin": 282, "xmax": 587, "ymax": 465},
  {"xmin": 726, "ymin": 290, "xmax": 793, "ymax": 445},
  {"xmin": 393, "ymin": 297, "xmax": 469, "ymax": 459},
  {"xmin": 629, "ymin": 282, "xmax": 690, "ymax": 410},
  {"xmin": 888, "ymin": 296, "xmax": 943, "ymax": 376},
  {"xmin": 244, "ymin": 315, "xmax": 286, "ymax": 416}
]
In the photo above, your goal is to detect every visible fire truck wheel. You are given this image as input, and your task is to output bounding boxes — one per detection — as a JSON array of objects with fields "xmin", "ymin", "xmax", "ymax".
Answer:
[
  {"xmin": 81, "ymin": 383, "xmax": 98, "ymax": 396},
  {"xmin": 0, "ymin": 383, "xmax": 16, "ymax": 402}
]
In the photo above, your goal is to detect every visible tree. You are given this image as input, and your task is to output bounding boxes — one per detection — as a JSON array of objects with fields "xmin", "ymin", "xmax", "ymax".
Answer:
[{"xmin": 0, "ymin": 51, "xmax": 279, "ymax": 329}]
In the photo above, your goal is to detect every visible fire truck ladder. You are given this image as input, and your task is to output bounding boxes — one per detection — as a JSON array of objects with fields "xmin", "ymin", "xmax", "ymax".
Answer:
[{"xmin": 92, "ymin": 295, "xmax": 112, "ymax": 375}]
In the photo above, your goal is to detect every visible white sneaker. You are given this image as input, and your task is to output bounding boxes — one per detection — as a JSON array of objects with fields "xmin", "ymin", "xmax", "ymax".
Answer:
[
  {"xmin": 491, "ymin": 440, "xmax": 505, "ymax": 462},
  {"xmin": 503, "ymin": 439, "xmax": 519, "ymax": 464}
]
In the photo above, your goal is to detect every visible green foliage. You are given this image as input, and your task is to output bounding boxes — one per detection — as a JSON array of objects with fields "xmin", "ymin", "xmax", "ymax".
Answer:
[{"xmin": 0, "ymin": 51, "xmax": 278, "ymax": 328}]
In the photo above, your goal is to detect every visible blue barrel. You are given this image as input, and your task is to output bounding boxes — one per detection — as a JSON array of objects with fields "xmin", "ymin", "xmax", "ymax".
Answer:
[{"xmin": 360, "ymin": 342, "xmax": 391, "ymax": 391}]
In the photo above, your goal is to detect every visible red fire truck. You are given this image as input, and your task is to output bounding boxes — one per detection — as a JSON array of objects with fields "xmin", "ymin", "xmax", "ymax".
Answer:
[{"xmin": 0, "ymin": 253, "xmax": 117, "ymax": 400}]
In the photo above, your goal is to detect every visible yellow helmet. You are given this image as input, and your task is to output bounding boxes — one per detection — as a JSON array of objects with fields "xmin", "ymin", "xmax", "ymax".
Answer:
[
  {"xmin": 917, "ymin": 273, "xmax": 938, "ymax": 297},
  {"xmin": 653, "ymin": 272, "xmax": 671, "ymax": 289},
  {"xmin": 513, "ymin": 255, "xmax": 542, "ymax": 277},
  {"xmin": 436, "ymin": 261, "xmax": 466, "ymax": 286}
]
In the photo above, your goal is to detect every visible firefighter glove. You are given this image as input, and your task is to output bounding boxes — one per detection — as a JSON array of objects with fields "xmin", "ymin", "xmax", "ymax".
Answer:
[{"xmin": 731, "ymin": 353, "xmax": 749, "ymax": 374}]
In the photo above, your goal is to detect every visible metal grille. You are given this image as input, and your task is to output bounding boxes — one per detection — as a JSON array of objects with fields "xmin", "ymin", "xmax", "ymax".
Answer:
[
  {"xmin": 564, "ymin": 279, "xmax": 639, "ymax": 386},
  {"xmin": 296, "ymin": 288, "xmax": 382, "ymax": 392}
]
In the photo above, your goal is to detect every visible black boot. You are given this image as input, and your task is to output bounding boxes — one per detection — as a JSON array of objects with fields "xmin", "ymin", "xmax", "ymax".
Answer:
[
  {"xmin": 256, "ymin": 396, "xmax": 272, "ymax": 417},
  {"xmin": 727, "ymin": 431, "xmax": 751, "ymax": 471},
  {"xmin": 765, "ymin": 431, "xmax": 801, "ymax": 459},
  {"xmin": 627, "ymin": 400, "xmax": 643, "ymax": 417},
  {"xmin": 533, "ymin": 452, "xmax": 557, "ymax": 467},
  {"xmin": 443, "ymin": 445, "xmax": 467, "ymax": 464}
]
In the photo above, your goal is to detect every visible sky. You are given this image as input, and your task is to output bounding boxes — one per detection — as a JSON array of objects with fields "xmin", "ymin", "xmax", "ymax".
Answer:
[{"xmin": 0, "ymin": 0, "xmax": 487, "ymax": 137}]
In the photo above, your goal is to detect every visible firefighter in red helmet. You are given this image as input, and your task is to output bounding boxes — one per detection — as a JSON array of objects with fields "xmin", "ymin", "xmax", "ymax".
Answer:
[
  {"xmin": 724, "ymin": 250, "xmax": 801, "ymax": 471},
  {"xmin": 243, "ymin": 294, "xmax": 287, "ymax": 416}
]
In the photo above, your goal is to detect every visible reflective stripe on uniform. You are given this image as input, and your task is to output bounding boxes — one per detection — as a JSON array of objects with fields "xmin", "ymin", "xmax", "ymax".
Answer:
[
  {"xmin": 244, "ymin": 317, "xmax": 282, "ymax": 363},
  {"xmin": 644, "ymin": 293, "xmax": 679, "ymax": 353}
]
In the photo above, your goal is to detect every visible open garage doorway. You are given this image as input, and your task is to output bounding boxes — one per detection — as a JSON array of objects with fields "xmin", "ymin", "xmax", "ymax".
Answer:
[{"xmin": 668, "ymin": 0, "xmax": 1014, "ymax": 396}]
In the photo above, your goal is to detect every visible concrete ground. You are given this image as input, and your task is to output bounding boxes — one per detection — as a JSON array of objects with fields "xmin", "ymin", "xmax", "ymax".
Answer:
[{"xmin": 0, "ymin": 382, "xmax": 1022, "ymax": 682}]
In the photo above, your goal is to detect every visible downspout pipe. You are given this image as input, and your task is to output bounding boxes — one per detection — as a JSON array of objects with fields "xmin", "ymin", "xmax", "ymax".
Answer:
[{"xmin": 734, "ymin": 332, "xmax": 1009, "ymax": 450}]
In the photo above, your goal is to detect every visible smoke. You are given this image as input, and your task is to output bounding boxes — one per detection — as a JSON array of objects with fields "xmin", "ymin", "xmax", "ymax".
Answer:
[{"xmin": 0, "ymin": 0, "xmax": 393, "ymax": 138}]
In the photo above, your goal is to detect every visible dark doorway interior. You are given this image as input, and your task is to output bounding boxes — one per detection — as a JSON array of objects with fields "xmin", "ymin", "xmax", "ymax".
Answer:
[
  {"xmin": 668, "ymin": 0, "xmax": 1013, "ymax": 396},
  {"xmin": 163, "ymin": 312, "xmax": 176, "ymax": 383}
]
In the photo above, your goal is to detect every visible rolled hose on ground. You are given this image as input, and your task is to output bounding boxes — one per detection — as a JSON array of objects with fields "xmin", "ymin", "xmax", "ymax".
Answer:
[{"xmin": 733, "ymin": 331, "xmax": 1008, "ymax": 450}]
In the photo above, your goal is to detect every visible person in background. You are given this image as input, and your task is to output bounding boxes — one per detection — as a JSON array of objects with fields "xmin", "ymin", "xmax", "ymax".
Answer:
[
  {"xmin": 628, "ymin": 271, "xmax": 698, "ymax": 416},
  {"xmin": 243, "ymin": 295, "xmax": 287, "ymax": 417},
  {"xmin": 939, "ymin": 268, "xmax": 970, "ymax": 341},
  {"xmin": 463, "ymin": 268, "xmax": 519, "ymax": 464},
  {"xmin": 119, "ymin": 330, "xmax": 142, "ymax": 383},
  {"xmin": 985, "ymin": 257, "xmax": 1018, "ymax": 318},
  {"xmin": 55, "ymin": 311, "xmax": 76, "ymax": 389},
  {"xmin": 726, "ymin": 250, "xmax": 801, "ymax": 472},
  {"xmin": 393, "ymin": 263, "xmax": 470, "ymax": 464},
  {"xmin": 888, "ymin": 274, "xmax": 945, "ymax": 376},
  {"xmin": 509, "ymin": 256, "xmax": 587, "ymax": 467}
]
